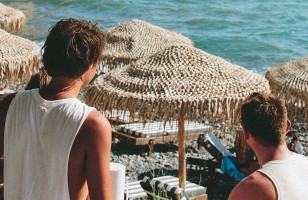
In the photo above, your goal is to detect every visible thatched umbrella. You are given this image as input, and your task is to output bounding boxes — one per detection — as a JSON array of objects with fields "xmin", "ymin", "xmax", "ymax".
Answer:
[
  {"xmin": 0, "ymin": 3, "xmax": 25, "ymax": 33},
  {"xmin": 85, "ymin": 45, "xmax": 270, "ymax": 189},
  {"xmin": 0, "ymin": 28, "xmax": 40, "ymax": 85},
  {"xmin": 100, "ymin": 19, "xmax": 194, "ymax": 71},
  {"xmin": 266, "ymin": 57, "xmax": 308, "ymax": 122}
]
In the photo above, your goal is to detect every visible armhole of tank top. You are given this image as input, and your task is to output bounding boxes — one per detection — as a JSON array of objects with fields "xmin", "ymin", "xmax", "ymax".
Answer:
[{"xmin": 256, "ymin": 170, "xmax": 280, "ymax": 200}]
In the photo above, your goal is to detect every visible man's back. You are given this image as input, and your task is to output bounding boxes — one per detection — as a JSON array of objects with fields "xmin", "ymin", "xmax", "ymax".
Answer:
[
  {"xmin": 4, "ymin": 89, "xmax": 94, "ymax": 199},
  {"xmin": 229, "ymin": 92, "xmax": 308, "ymax": 200},
  {"xmin": 229, "ymin": 153, "xmax": 308, "ymax": 200},
  {"xmin": 0, "ymin": 18, "xmax": 113, "ymax": 199}
]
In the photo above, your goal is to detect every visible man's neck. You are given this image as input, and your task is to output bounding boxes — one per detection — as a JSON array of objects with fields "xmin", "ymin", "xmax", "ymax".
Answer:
[
  {"xmin": 39, "ymin": 77, "xmax": 83, "ymax": 100},
  {"xmin": 254, "ymin": 143, "xmax": 293, "ymax": 166}
]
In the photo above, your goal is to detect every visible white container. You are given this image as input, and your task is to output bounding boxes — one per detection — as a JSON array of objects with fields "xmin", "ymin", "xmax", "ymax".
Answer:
[{"xmin": 110, "ymin": 163, "xmax": 126, "ymax": 200}]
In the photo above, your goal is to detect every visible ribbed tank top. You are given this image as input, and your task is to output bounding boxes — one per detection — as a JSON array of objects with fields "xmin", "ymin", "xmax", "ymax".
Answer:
[
  {"xmin": 4, "ymin": 89, "xmax": 94, "ymax": 200},
  {"xmin": 257, "ymin": 153, "xmax": 308, "ymax": 200}
]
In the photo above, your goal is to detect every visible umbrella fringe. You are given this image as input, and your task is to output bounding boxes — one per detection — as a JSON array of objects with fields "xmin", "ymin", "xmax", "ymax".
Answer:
[
  {"xmin": 84, "ymin": 85, "xmax": 247, "ymax": 132},
  {"xmin": 2, "ymin": 53, "xmax": 40, "ymax": 86},
  {"xmin": 266, "ymin": 58, "xmax": 308, "ymax": 124},
  {"xmin": 0, "ymin": 3, "xmax": 25, "ymax": 33},
  {"xmin": 269, "ymin": 79, "xmax": 308, "ymax": 123},
  {"xmin": 0, "ymin": 15, "xmax": 25, "ymax": 33},
  {"xmin": 0, "ymin": 28, "xmax": 40, "ymax": 85},
  {"xmin": 100, "ymin": 57, "xmax": 133, "ymax": 71}
]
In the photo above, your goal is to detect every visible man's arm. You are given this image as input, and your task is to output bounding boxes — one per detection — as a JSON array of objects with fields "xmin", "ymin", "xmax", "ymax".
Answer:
[
  {"xmin": 83, "ymin": 110, "xmax": 113, "ymax": 200},
  {"xmin": 0, "ymin": 93, "xmax": 16, "ymax": 184},
  {"xmin": 228, "ymin": 171, "xmax": 277, "ymax": 200}
]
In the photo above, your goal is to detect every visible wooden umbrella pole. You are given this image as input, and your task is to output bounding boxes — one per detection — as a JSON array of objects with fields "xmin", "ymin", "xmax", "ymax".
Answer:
[{"xmin": 178, "ymin": 104, "xmax": 186, "ymax": 190}]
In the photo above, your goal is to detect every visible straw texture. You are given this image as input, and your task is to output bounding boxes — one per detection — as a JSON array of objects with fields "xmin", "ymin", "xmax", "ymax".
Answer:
[
  {"xmin": 25, "ymin": 70, "xmax": 51, "ymax": 90},
  {"xmin": 0, "ymin": 28, "xmax": 40, "ymax": 84},
  {"xmin": 0, "ymin": 3, "xmax": 25, "ymax": 33},
  {"xmin": 85, "ymin": 45, "xmax": 270, "ymax": 127},
  {"xmin": 266, "ymin": 57, "xmax": 308, "ymax": 122},
  {"xmin": 101, "ymin": 19, "xmax": 194, "ymax": 71}
]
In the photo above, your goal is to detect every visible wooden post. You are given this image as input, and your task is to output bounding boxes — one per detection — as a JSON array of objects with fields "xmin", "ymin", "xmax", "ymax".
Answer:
[
  {"xmin": 148, "ymin": 139, "xmax": 155, "ymax": 156},
  {"xmin": 178, "ymin": 104, "xmax": 186, "ymax": 189},
  {"xmin": 198, "ymin": 134, "xmax": 204, "ymax": 150}
]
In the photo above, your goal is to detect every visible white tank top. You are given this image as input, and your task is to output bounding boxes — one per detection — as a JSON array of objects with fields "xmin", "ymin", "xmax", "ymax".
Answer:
[
  {"xmin": 4, "ymin": 89, "xmax": 94, "ymax": 200},
  {"xmin": 257, "ymin": 153, "xmax": 308, "ymax": 200}
]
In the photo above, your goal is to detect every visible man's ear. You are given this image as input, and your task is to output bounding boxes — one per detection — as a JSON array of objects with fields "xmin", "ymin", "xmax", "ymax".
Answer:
[{"xmin": 286, "ymin": 119, "xmax": 291, "ymax": 134}]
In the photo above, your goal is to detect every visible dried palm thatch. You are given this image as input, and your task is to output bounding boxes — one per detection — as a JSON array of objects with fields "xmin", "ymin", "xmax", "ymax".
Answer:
[
  {"xmin": 0, "ymin": 3, "xmax": 25, "ymax": 33},
  {"xmin": 101, "ymin": 19, "xmax": 194, "ymax": 71},
  {"xmin": 85, "ymin": 44, "xmax": 270, "ymax": 189},
  {"xmin": 25, "ymin": 70, "xmax": 51, "ymax": 90},
  {"xmin": 266, "ymin": 57, "xmax": 308, "ymax": 123},
  {"xmin": 0, "ymin": 28, "xmax": 40, "ymax": 85},
  {"xmin": 87, "ymin": 44, "xmax": 270, "ymax": 127}
]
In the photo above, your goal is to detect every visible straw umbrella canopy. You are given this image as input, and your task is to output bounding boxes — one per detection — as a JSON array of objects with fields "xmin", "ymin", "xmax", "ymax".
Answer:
[
  {"xmin": 101, "ymin": 19, "xmax": 194, "ymax": 71},
  {"xmin": 85, "ymin": 44, "xmax": 270, "ymax": 189},
  {"xmin": 266, "ymin": 57, "xmax": 308, "ymax": 122},
  {"xmin": 0, "ymin": 3, "xmax": 25, "ymax": 33},
  {"xmin": 0, "ymin": 28, "xmax": 40, "ymax": 85}
]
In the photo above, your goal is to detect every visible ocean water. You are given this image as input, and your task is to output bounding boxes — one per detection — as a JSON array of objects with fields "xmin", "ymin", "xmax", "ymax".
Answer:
[{"xmin": 2, "ymin": 0, "xmax": 308, "ymax": 75}]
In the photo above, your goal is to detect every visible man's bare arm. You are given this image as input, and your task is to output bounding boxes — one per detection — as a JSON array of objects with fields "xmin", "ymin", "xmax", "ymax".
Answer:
[
  {"xmin": 83, "ymin": 110, "xmax": 113, "ymax": 200},
  {"xmin": 0, "ymin": 94, "xmax": 16, "ymax": 183},
  {"xmin": 228, "ymin": 171, "xmax": 277, "ymax": 200}
]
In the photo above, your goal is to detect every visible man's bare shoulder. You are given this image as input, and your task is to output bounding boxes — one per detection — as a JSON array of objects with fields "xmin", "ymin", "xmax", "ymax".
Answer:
[
  {"xmin": 228, "ymin": 171, "xmax": 277, "ymax": 200},
  {"xmin": 0, "ymin": 93, "xmax": 17, "ymax": 156},
  {"xmin": 0, "ymin": 93, "xmax": 17, "ymax": 111},
  {"xmin": 78, "ymin": 110, "xmax": 112, "ymax": 145},
  {"xmin": 80, "ymin": 110, "xmax": 113, "ymax": 199},
  {"xmin": 0, "ymin": 93, "xmax": 17, "ymax": 125}
]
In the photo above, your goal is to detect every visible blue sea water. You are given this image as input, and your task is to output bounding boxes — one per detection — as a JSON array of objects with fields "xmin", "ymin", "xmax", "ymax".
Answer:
[{"xmin": 2, "ymin": 0, "xmax": 308, "ymax": 75}]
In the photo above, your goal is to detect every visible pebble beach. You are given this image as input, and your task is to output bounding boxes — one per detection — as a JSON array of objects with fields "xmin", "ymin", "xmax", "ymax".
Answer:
[{"xmin": 109, "ymin": 120, "xmax": 307, "ymax": 200}]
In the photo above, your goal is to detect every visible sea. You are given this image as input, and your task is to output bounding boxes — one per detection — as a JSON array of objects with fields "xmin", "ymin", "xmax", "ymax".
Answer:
[{"xmin": 2, "ymin": 0, "xmax": 308, "ymax": 75}]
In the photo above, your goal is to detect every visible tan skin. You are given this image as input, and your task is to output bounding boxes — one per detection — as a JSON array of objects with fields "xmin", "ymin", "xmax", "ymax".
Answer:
[
  {"xmin": 228, "ymin": 120, "xmax": 292, "ymax": 200},
  {"xmin": 0, "ymin": 63, "xmax": 114, "ymax": 200}
]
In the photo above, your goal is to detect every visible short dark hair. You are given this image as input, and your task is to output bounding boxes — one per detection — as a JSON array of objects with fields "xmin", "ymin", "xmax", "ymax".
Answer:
[
  {"xmin": 240, "ymin": 92, "xmax": 287, "ymax": 147},
  {"xmin": 42, "ymin": 18, "xmax": 105, "ymax": 79}
]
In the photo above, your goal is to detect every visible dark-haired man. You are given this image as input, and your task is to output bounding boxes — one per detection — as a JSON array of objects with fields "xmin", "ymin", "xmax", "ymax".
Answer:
[
  {"xmin": 229, "ymin": 92, "xmax": 308, "ymax": 200},
  {"xmin": 0, "ymin": 18, "xmax": 114, "ymax": 199}
]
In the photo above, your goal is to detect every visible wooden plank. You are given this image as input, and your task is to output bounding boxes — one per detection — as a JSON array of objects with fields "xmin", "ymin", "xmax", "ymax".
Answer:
[
  {"xmin": 112, "ymin": 130, "xmax": 203, "ymax": 146},
  {"xmin": 192, "ymin": 194, "xmax": 208, "ymax": 200},
  {"xmin": 108, "ymin": 117, "xmax": 141, "ymax": 125}
]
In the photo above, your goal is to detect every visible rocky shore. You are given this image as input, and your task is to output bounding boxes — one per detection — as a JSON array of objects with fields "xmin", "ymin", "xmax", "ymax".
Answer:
[{"xmin": 110, "ymin": 122, "xmax": 307, "ymax": 200}]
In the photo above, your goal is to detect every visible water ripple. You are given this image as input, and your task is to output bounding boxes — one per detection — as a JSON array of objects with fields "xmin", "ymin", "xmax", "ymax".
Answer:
[{"xmin": 2, "ymin": 0, "xmax": 308, "ymax": 76}]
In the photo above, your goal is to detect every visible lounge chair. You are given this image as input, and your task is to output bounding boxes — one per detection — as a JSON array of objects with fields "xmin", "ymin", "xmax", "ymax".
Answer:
[
  {"xmin": 113, "ymin": 121, "xmax": 208, "ymax": 155},
  {"xmin": 188, "ymin": 131, "xmax": 258, "ymax": 186}
]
